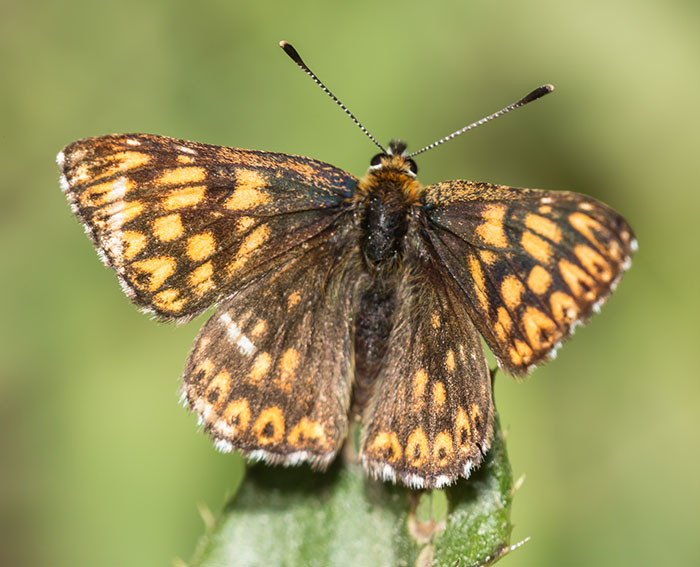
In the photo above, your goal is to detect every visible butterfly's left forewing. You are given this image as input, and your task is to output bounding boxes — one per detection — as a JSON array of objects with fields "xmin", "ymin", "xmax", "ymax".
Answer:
[
  {"xmin": 59, "ymin": 134, "xmax": 357, "ymax": 321},
  {"xmin": 424, "ymin": 180, "xmax": 636, "ymax": 375}
]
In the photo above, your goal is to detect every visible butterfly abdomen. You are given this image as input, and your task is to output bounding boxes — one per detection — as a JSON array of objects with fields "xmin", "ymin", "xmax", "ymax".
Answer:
[
  {"xmin": 353, "ymin": 285, "xmax": 395, "ymax": 411},
  {"xmin": 353, "ymin": 174, "xmax": 417, "ymax": 411}
]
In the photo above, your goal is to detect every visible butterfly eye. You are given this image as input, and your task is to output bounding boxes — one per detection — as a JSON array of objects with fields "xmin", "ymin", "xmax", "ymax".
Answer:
[
  {"xmin": 407, "ymin": 159, "xmax": 418, "ymax": 176},
  {"xmin": 370, "ymin": 153, "xmax": 385, "ymax": 168}
]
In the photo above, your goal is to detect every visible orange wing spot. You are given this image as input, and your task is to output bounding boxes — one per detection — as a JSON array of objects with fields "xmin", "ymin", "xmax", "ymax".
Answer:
[
  {"xmin": 522, "ymin": 231, "xmax": 553, "ymax": 264},
  {"xmin": 413, "ymin": 369, "xmax": 428, "ymax": 402},
  {"xmin": 225, "ymin": 171, "xmax": 271, "ymax": 210},
  {"xmin": 468, "ymin": 256, "xmax": 490, "ymax": 312},
  {"xmin": 189, "ymin": 260, "xmax": 213, "ymax": 284},
  {"xmin": 252, "ymin": 406, "xmax": 285, "ymax": 445},
  {"xmin": 475, "ymin": 204, "xmax": 508, "ymax": 248},
  {"xmin": 569, "ymin": 212, "xmax": 607, "ymax": 253},
  {"xmin": 248, "ymin": 352, "xmax": 271, "ymax": 382},
  {"xmin": 153, "ymin": 288, "xmax": 186, "ymax": 312},
  {"xmin": 455, "ymin": 407, "xmax": 472, "ymax": 450},
  {"xmin": 121, "ymin": 231, "xmax": 147, "ymax": 260},
  {"xmin": 237, "ymin": 169, "xmax": 267, "ymax": 189},
  {"xmin": 101, "ymin": 200, "xmax": 144, "ymax": 230},
  {"xmin": 538, "ymin": 205, "xmax": 552, "ymax": 214},
  {"xmin": 186, "ymin": 232, "xmax": 216, "ymax": 261},
  {"xmin": 525, "ymin": 213, "xmax": 562, "ymax": 243},
  {"xmin": 527, "ymin": 265, "xmax": 552, "ymax": 295},
  {"xmin": 226, "ymin": 187, "xmax": 271, "ymax": 211},
  {"xmin": 606, "ymin": 238, "xmax": 623, "ymax": 261},
  {"xmin": 70, "ymin": 162, "xmax": 90, "ymax": 183},
  {"xmin": 239, "ymin": 225, "xmax": 270, "ymax": 254},
  {"xmin": 251, "ymin": 319, "xmax": 267, "ymax": 337},
  {"xmin": 176, "ymin": 154, "xmax": 194, "ymax": 164},
  {"xmin": 152, "ymin": 213, "xmax": 184, "ymax": 242},
  {"xmin": 222, "ymin": 398, "xmax": 251, "ymax": 432},
  {"xmin": 227, "ymin": 225, "xmax": 271, "ymax": 274},
  {"xmin": 158, "ymin": 166, "xmax": 206, "ymax": 186},
  {"xmin": 107, "ymin": 151, "xmax": 151, "ymax": 175},
  {"xmin": 509, "ymin": 339, "xmax": 534, "ymax": 367},
  {"xmin": 522, "ymin": 306, "xmax": 558, "ymax": 350},
  {"xmin": 430, "ymin": 312, "xmax": 441, "ymax": 329},
  {"xmin": 479, "ymin": 249, "xmax": 498, "ymax": 265},
  {"xmin": 367, "ymin": 431, "xmax": 403, "ymax": 462},
  {"xmin": 117, "ymin": 201, "xmax": 145, "ymax": 227},
  {"xmin": 432, "ymin": 381, "xmax": 447, "ymax": 412},
  {"xmin": 559, "ymin": 258, "xmax": 597, "ymax": 301},
  {"xmin": 445, "ymin": 350, "xmax": 455, "ymax": 372},
  {"xmin": 196, "ymin": 337, "xmax": 211, "ymax": 354},
  {"xmin": 574, "ymin": 244, "xmax": 613, "ymax": 282},
  {"xmin": 76, "ymin": 151, "xmax": 148, "ymax": 182},
  {"xmin": 501, "ymin": 275, "xmax": 525, "ymax": 310},
  {"xmin": 80, "ymin": 177, "xmax": 132, "ymax": 207},
  {"xmin": 406, "ymin": 428, "xmax": 429, "ymax": 468},
  {"xmin": 189, "ymin": 261, "xmax": 214, "ymax": 296},
  {"xmin": 288, "ymin": 418, "xmax": 328, "ymax": 450},
  {"xmin": 131, "ymin": 257, "xmax": 176, "ymax": 291},
  {"xmin": 550, "ymin": 291, "xmax": 580, "ymax": 325},
  {"xmin": 494, "ymin": 307, "xmax": 513, "ymax": 342},
  {"xmin": 432, "ymin": 432, "xmax": 454, "ymax": 467},
  {"xmin": 204, "ymin": 369, "xmax": 232, "ymax": 408},
  {"xmin": 164, "ymin": 186, "xmax": 206, "ymax": 210},
  {"xmin": 235, "ymin": 216, "xmax": 257, "ymax": 233},
  {"xmin": 287, "ymin": 291, "xmax": 301, "ymax": 309},
  {"xmin": 277, "ymin": 348, "xmax": 299, "ymax": 390}
]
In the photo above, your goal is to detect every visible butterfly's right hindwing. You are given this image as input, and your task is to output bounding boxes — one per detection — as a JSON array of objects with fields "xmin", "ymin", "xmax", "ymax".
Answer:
[{"xmin": 360, "ymin": 254, "xmax": 494, "ymax": 489}]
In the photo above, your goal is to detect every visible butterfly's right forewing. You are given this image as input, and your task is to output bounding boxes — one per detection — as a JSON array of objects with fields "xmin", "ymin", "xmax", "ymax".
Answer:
[{"xmin": 424, "ymin": 180, "xmax": 636, "ymax": 374}]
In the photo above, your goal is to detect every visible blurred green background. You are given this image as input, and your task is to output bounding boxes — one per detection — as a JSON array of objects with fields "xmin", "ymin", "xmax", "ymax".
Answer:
[{"xmin": 2, "ymin": 0, "xmax": 698, "ymax": 565}]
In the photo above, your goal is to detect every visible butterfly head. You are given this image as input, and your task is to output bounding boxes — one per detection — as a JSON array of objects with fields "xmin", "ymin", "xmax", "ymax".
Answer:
[
  {"xmin": 359, "ymin": 140, "xmax": 423, "ymax": 204},
  {"xmin": 368, "ymin": 139, "xmax": 418, "ymax": 178}
]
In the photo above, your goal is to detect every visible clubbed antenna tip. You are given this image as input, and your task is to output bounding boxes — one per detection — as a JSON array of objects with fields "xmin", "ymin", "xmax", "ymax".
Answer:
[
  {"xmin": 407, "ymin": 84, "xmax": 555, "ymax": 158},
  {"xmin": 280, "ymin": 40, "xmax": 387, "ymax": 154}
]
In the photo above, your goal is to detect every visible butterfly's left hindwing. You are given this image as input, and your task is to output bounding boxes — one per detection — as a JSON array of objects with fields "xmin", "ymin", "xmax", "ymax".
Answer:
[
  {"xmin": 424, "ymin": 180, "xmax": 636, "ymax": 375},
  {"xmin": 58, "ymin": 134, "xmax": 357, "ymax": 321},
  {"xmin": 183, "ymin": 233, "xmax": 362, "ymax": 468}
]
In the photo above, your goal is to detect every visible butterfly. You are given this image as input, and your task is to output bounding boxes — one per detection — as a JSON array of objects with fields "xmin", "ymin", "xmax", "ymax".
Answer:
[{"xmin": 57, "ymin": 42, "xmax": 636, "ymax": 489}]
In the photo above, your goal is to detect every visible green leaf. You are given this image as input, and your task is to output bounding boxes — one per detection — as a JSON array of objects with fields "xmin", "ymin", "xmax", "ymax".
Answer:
[{"xmin": 189, "ymin": 414, "xmax": 519, "ymax": 567}]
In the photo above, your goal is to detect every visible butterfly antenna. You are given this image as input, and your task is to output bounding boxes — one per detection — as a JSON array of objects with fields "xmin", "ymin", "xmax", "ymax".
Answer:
[
  {"xmin": 407, "ymin": 84, "xmax": 555, "ymax": 158},
  {"xmin": 280, "ymin": 41, "xmax": 387, "ymax": 154}
]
